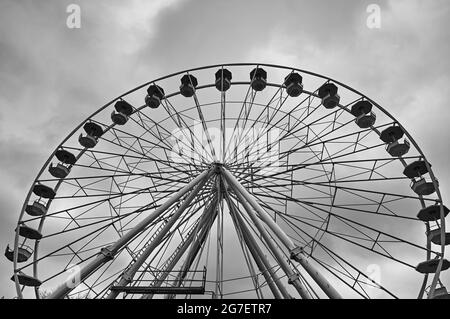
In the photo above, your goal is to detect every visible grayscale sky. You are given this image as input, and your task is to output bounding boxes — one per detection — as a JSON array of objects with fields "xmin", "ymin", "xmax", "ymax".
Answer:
[{"xmin": 0, "ymin": 0, "xmax": 449, "ymax": 298}]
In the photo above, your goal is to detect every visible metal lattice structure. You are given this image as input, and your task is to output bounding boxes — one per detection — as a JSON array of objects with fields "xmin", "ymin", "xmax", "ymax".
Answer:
[{"xmin": 6, "ymin": 63, "xmax": 450, "ymax": 299}]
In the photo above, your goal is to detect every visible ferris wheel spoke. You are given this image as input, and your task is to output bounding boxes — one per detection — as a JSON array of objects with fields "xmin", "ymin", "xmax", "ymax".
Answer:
[
  {"xmin": 13, "ymin": 64, "xmax": 446, "ymax": 299},
  {"xmin": 190, "ymin": 87, "xmax": 218, "ymax": 162},
  {"xmin": 102, "ymin": 129, "xmax": 206, "ymax": 175},
  {"xmin": 98, "ymin": 127, "xmax": 207, "ymax": 171},
  {"xmin": 227, "ymin": 100, "xmax": 322, "ymax": 165},
  {"xmin": 131, "ymin": 107, "xmax": 212, "ymax": 166},
  {"xmin": 279, "ymin": 87, "xmax": 362, "ymax": 144},
  {"xmin": 308, "ymin": 251, "xmax": 375, "ymax": 299},
  {"xmin": 229, "ymin": 154, "xmax": 440, "ymax": 294},
  {"xmin": 264, "ymin": 202, "xmax": 435, "ymax": 269},
  {"xmin": 63, "ymin": 244, "xmax": 136, "ymax": 298},
  {"xmin": 160, "ymin": 94, "xmax": 216, "ymax": 164},
  {"xmin": 251, "ymin": 176, "xmax": 419, "ymax": 221},
  {"xmin": 230, "ymin": 105, "xmax": 392, "ymax": 177},
  {"xmin": 67, "ymin": 145, "xmax": 206, "ymax": 175},
  {"xmin": 24, "ymin": 226, "xmax": 119, "ymax": 286},
  {"xmin": 227, "ymin": 120, "xmax": 394, "ymax": 175},
  {"xmin": 79, "ymin": 267, "xmax": 125, "ymax": 299},
  {"xmin": 227, "ymin": 109, "xmax": 355, "ymax": 173},
  {"xmin": 223, "ymin": 77, "xmax": 256, "ymax": 160},
  {"xmin": 230, "ymin": 195, "xmax": 312, "ymax": 299},
  {"xmin": 225, "ymin": 82, "xmax": 288, "ymax": 164},
  {"xmin": 268, "ymin": 104, "xmax": 348, "ymax": 153},
  {"xmin": 129, "ymin": 109, "xmax": 176, "ymax": 150},
  {"xmin": 226, "ymin": 195, "xmax": 305, "ymax": 299},
  {"xmin": 226, "ymin": 193, "xmax": 299, "ymax": 299},
  {"xmin": 41, "ymin": 168, "xmax": 212, "ymax": 299},
  {"xmin": 22, "ymin": 193, "xmax": 160, "ymax": 228},
  {"xmin": 105, "ymin": 171, "xmax": 213, "ymax": 299},
  {"xmin": 238, "ymin": 176, "xmax": 439, "ymax": 258},
  {"xmin": 225, "ymin": 82, "xmax": 325, "ymax": 164},
  {"xmin": 104, "ymin": 121, "xmax": 173, "ymax": 155},
  {"xmin": 90, "ymin": 121, "xmax": 174, "ymax": 165},
  {"xmin": 137, "ymin": 195, "xmax": 218, "ymax": 299},
  {"xmin": 18, "ymin": 210, "xmax": 169, "ymax": 274},
  {"xmin": 231, "ymin": 160, "xmax": 432, "ymax": 206},
  {"xmin": 278, "ymin": 214, "xmax": 399, "ymax": 298},
  {"xmin": 219, "ymin": 196, "xmax": 267, "ymax": 299},
  {"xmin": 110, "ymin": 189, "xmax": 211, "ymax": 239},
  {"xmin": 50, "ymin": 171, "xmax": 188, "ymax": 200},
  {"xmin": 222, "ymin": 167, "xmax": 344, "ymax": 299},
  {"xmin": 235, "ymin": 141, "xmax": 385, "ymax": 185},
  {"xmin": 279, "ymin": 123, "xmax": 393, "ymax": 164}
]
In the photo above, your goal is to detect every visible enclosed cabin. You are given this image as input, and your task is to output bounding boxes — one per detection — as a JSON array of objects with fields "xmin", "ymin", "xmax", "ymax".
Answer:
[
  {"xmin": 179, "ymin": 74, "xmax": 198, "ymax": 97},
  {"xmin": 79, "ymin": 122, "xmax": 104, "ymax": 148},
  {"xmin": 249, "ymin": 67, "xmax": 267, "ymax": 91},
  {"xmin": 318, "ymin": 83, "xmax": 340, "ymax": 109},
  {"xmin": 416, "ymin": 257, "xmax": 450, "ymax": 296},
  {"xmin": 5, "ymin": 244, "xmax": 33, "ymax": 263},
  {"xmin": 25, "ymin": 183, "xmax": 55, "ymax": 217},
  {"xmin": 16, "ymin": 223, "xmax": 43, "ymax": 241},
  {"xmin": 111, "ymin": 100, "xmax": 133, "ymax": 125},
  {"xmin": 350, "ymin": 100, "xmax": 376, "ymax": 128},
  {"xmin": 32, "ymin": 183, "xmax": 56, "ymax": 200},
  {"xmin": 418, "ymin": 204, "xmax": 450, "ymax": 246},
  {"xmin": 415, "ymin": 258, "xmax": 450, "ymax": 274},
  {"xmin": 215, "ymin": 68, "xmax": 232, "ymax": 92},
  {"xmin": 146, "ymin": 84, "xmax": 165, "ymax": 108},
  {"xmin": 431, "ymin": 286, "xmax": 450, "ymax": 299},
  {"xmin": 26, "ymin": 200, "xmax": 47, "ymax": 217},
  {"xmin": 284, "ymin": 72, "xmax": 303, "ymax": 97},
  {"xmin": 403, "ymin": 160, "xmax": 438, "ymax": 196},
  {"xmin": 427, "ymin": 227, "xmax": 450, "ymax": 246},
  {"xmin": 11, "ymin": 271, "xmax": 42, "ymax": 287},
  {"xmin": 49, "ymin": 149, "xmax": 77, "ymax": 179},
  {"xmin": 380, "ymin": 125, "xmax": 410, "ymax": 157},
  {"xmin": 417, "ymin": 204, "xmax": 449, "ymax": 222}
]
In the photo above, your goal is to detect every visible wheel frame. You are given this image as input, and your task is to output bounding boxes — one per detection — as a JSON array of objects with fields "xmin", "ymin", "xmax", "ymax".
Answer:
[{"xmin": 11, "ymin": 63, "xmax": 446, "ymax": 299}]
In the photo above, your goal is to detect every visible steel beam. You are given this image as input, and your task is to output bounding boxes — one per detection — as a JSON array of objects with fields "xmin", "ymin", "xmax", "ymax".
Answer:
[
  {"xmin": 141, "ymin": 197, "xmax": 218, "ymax": 299},
  {"xmin": 214, "ymin": 177, "xmax": 224, "ymax": 299},
  {"xmin": 222, "ymin": 178, "xmax": 310, "ymax": 299},
  {"xmin": 166, "ymin": 205, "xmax": 218, "ymax": 299},
  {"xmin": 47, "ymin": 168, "xmax": 212, "ymax": 299},
  {"xmin": 222, "ymin": 166, "xmax": 342, "ymax": 299},
  {"xmin": 107, "ymin": 171, "xmax": 211, "ymax": 299},
  {"xmin": 226, "ymin": 195, "xmax": 289, "ymax": 299}
]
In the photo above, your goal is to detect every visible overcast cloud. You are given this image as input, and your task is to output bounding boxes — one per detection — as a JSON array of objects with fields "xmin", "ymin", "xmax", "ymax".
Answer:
[{"xmin": 0, "ymin": 0, "xmax": 449, "ymax": 298}]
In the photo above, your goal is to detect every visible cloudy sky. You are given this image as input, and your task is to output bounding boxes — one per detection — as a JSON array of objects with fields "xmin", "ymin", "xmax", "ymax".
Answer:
[{"xmin": 0, "ymin": 0, "xmax": 449, "ymax": 298}]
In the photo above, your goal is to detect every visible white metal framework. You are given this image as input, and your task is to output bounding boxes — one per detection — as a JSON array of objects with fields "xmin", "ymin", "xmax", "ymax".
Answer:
[{"xmin": 7, "ymin": 63, "xmax": 449, "ymax": 299}]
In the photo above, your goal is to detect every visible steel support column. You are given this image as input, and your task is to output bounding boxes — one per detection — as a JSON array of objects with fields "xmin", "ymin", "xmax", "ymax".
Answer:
[
  {"xmin": 47, "ymin": 168, "xmax": 212, "ymax": 299},
  {"xmin": 222, "ymin": 166, "xmax": 342, "ymax": 299},
  {"xmin": 222, "ymin": 178, "xmax": 310, "ymax": 299},
  {"xmin": 166, "ymin": 205, "xmax": 218, "ymax": 299},
  {"xmin": 141, "ymin": 197, "xmax": 218, "ymax": 299},
  {"xmin": 107, "ymin": 171, "xmax": 211, "ymax": 299},
  {"xmin": 226, "ymin": 194, "xmax": 289, "ymax": 299}
]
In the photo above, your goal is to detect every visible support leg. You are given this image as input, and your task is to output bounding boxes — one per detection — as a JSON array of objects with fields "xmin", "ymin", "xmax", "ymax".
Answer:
[
  {"xmin": 223, "ymin": 178, "xmax": 310, "ymax": 299},
  {"xmin": 47, "ymin": 168, "xmax": 212, "ymax": 299},
  {"xmin": 226, "ymin": 195, "xmax": 289, "ymax": 299},
  {"xmin": 142, "ymin": 197, "xmax": 218, "ymax": 299},
  {"xmin": 107, "ymin": 172, "xmax": 211, "ymax": 299}
]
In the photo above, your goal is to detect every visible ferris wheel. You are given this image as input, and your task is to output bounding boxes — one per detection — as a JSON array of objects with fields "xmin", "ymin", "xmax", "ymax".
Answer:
[{"xmin": 6, "ymin": 63, "xmax": 449, "ymax": 299}]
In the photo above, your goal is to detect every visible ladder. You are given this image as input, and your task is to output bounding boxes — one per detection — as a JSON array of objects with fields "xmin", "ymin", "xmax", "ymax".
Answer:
[{"xmin": 104, "ymin": 218, "xmax": 169, "ymax": 298}]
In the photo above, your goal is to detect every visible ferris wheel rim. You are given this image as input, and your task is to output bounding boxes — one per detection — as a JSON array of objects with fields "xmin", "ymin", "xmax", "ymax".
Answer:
[{"xmin": 11, "ymin": 62, "xmax": 447, "ymax": 299}]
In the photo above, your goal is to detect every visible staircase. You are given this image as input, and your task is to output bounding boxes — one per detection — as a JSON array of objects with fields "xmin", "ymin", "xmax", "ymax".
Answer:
[{"xmin": 104, "ymin": 218, "xmax": 169, "ymax": 298}]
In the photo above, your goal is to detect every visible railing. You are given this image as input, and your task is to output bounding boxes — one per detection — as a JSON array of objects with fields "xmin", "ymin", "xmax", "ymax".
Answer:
[{"xmin": 110, "ymin": 268, "xmax": 207, "ymax": 295}]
